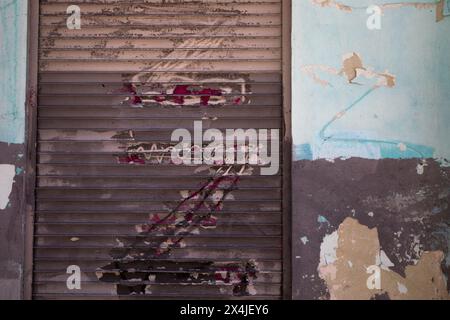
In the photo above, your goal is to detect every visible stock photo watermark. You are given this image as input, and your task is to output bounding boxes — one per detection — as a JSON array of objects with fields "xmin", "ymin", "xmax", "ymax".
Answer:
[
  {"xmin": 64, "ymin": 3, "xmax": 390, "ymax": 32},
  {"xmin": 366, "ymin": 265, "xmax": 382, "ymax": 290},
  {"xmin": 66, "ymin": 5, "xmax": 81, "ymax": 30},
  {"xmin": 66, "ymin": 265, "xmax": 81, "ymax": 290},
  {"xmin": 171, "ymin": 122, "xmax": 280, "ymax": 176},
  {"xmin": 367, "ymin": 5, "xmax": 382, "ymax": 30}
]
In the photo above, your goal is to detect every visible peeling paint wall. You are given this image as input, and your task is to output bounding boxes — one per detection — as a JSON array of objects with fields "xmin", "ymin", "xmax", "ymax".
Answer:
[
  {"xmin": 292, "ymin": 0, "xmax": 450, "ymax": 300},
  {"xmin": 0, "ymin": 0, "xmax": 27, "ymax": 300},
  {"xmin": 2, "ymin": 0, "xmax": 449, "ymax": 300},
  {"xmin": 0, "ymin": 164, "xmax": 16, "ymax": 210},
  {"xmin": 293, "ymin": 0, "xmax": 450, "ymax": 161},
  {"xmin": 318, "ymin": 217, "xmax": 448, "ymax": 300}
]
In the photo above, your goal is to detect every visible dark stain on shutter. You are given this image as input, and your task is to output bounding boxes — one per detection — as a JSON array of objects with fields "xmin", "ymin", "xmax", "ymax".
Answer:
[{"xmin": 34, "ymin": 0, "xmax": 283, "ymax": 299}]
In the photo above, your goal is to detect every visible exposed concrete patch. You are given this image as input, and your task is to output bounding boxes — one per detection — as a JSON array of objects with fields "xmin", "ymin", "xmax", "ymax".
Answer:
[
  {"xmin": 301, "ymin": 52, "xmax": 396, "ymax": 88},
  {"xmin": 318, "ymin": 218, "xmax": 449, "ymax": 300},
  {"xmin": 0, "ymin": 164, "xmax": 15, "ymax": 210},
  {"xmin": 319, "ymin": 230, "xmax": 338, "ymax": 267},
  {"xmin": 0, "ymin": 142, "xmax": 25, "ymax": 299}
]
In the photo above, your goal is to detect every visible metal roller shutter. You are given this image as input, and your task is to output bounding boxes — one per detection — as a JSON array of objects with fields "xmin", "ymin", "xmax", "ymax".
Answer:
[{"xmin": 34, "ymin": 0, "xmax": 285, "ymax": 299}]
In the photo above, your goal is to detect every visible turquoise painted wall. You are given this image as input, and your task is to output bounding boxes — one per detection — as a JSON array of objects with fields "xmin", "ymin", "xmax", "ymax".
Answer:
[
  {"xmin": 292, "ymin": 0, "xmax": 450, "ymax": 162},
  {"xmin": 0, "ymin": 0, "xmax": 27, "ymax": 144},
  {"xmin": 0, "ymin": 0, "xmax": 27, "ymax": 299}
]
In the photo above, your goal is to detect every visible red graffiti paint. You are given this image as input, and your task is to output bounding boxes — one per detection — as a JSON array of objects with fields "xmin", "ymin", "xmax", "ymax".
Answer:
[
  {"xmin": 104, "ymin": 142, "xmax": 259, "ymax": 296},
  {"xmin": 117, "ymin": 154, "xmax": 146, "ymax": 165},
  {"xmin": 197, "ymin": 88, "xmax": 222, "ymax": 106},
  {"xmin": 172, "ymin": 85, "xmax": 191, "ymax": 104},
  {"xmin": 151, "ymin": 85, "xmax": 223, "ymax": 106},
  {"xmin": 117, "ymin": 83, "xmax": 143, "ymax": 107},
  {"xmin": 200, "ymin": 216, "xmax": 218, "ymax": 228},
  {"xmin": 118, "ymin": 83, "xmax": 247, "ymax": 107},
  {"xmin": 130, "ymin": 95, "xmax": 143, "ymax": 105}
]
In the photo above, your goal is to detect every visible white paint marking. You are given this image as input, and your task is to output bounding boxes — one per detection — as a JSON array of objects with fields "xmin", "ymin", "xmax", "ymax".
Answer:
[
  {"xmin": 0, "ymin": 164, "xmax": 15, "ymax": 210},
  {"xmin": 377, "ymin": 250, "xmax": 395, "ymax": 270},
  {"xmin": 300, "ymin": 236, "xmax": 309, "ymax": 245},
  {"xmin": 416, "ymin": 160, "xmax": 428, "ymax": 175},
  {"xmin": 319, "ymin": 230, "xmax": 339, "ymax": 266}
]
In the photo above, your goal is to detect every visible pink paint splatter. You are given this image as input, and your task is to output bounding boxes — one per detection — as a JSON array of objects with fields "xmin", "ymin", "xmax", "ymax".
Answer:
[
  {"xmin": 151, "ymin": 85, "xmax": 223, "ymax": 106},
  {"xmin": 117, "ymin": 154, "xmax": 145, "ymax": 165}
]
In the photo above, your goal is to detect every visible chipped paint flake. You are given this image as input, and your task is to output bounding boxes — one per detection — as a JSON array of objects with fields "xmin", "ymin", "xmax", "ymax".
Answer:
[
  {"xmin": 311, "ymin": 0, "xmax": 352, "ymax": 12},
  {"xmin": 301, "ymin": 236, "xmax": 310, "ymax": 245},
  {"xmin": 318, "ymin": 215, "xmax": 330, "ymax": 227},
  {"xmin": 319, "ymin": 230, "xmax": 339, "ymax": 266},
  {"xmin": 0, "ymin": 164, "xmax": 15, "ymax": 210},
  {"xmin": 398, "ymin": 143, "xmax": 408, "ymax": 152},
  {"xmin": 417, "ymin": 160, "xmax": 428, "ymax": 175},
  {"xmin": 397, "ymin": 282, "xmax": 408, "ymax": 294},
  {"xmin": 377, "ymin": 250, "xmax": 395, "ymax": 270}
]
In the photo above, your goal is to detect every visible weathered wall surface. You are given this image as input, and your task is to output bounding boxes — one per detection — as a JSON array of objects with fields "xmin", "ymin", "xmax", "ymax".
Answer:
[
  {"xmin": 292, "ymin": 1, "xmax": 450, "ymax": 299},
  {"xmin": 0, "ymin": 0, "xmax": 28, "ymax": 299},
  {"xmin": 1, "ymin": 0, "xmax": 449, "ymax": 300}
]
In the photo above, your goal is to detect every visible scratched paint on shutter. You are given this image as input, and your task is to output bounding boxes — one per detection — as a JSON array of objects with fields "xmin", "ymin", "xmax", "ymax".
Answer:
[{"xmin": 34, "ymin": 0, "xmax": 283, "ymax": 299}]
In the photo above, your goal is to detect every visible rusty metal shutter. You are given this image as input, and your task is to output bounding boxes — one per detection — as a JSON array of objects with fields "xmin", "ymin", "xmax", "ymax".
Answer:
[{"xmin": 34, "ymin": 0, "xmax": 284, "ymax": 299}]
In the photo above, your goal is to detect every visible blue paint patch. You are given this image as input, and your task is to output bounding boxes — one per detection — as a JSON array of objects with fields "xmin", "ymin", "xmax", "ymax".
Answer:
[
  {"xmin": 292, "ymin": 1, "xmax": 450, "ymax": 161},
  {"xmin": 379, "ymin": 142, "xmax": 435, "ymax": 159},
  {"xmin": 0, "ymin": 0, "xmax": 27, "ymax": 144},
  {"xmin": 15, "ymin": 167, "xmax": 23, "ymax": 175},
  {"xmin": 294, "ymin": 144, "xmax": 313, "ymax": 161},
  {"xmin": 317, "ymin": 215, "xmax": 331, "ymax": 228},
  {"xmin": 301, "ymin": 136, "xmax": 434, "ymax": 161},
  {"xmin": 444, "ymin": 0, "xmax": 450, "ymax": 16},
  {"xmin": 431, "ymin": 207, "xmax": 442, "ymax": 215}
]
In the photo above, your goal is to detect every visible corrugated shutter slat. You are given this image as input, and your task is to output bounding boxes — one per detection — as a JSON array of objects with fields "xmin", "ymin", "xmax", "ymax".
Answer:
[{"xmin": 35, "ymin": 0, "xmax": 283, "ymax": 300}]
